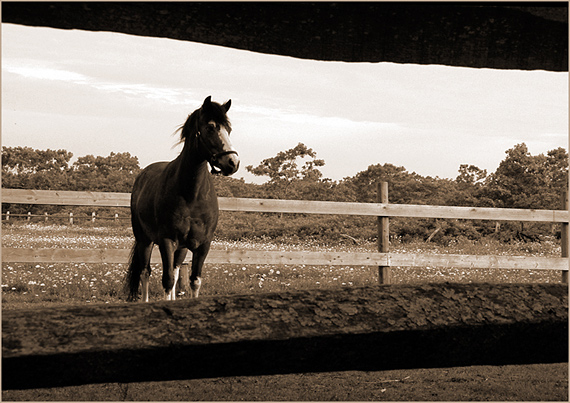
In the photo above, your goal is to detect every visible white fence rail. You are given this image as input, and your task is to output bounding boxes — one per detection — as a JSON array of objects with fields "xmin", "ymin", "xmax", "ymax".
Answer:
[{"xmin": 2, "ymin": 188, "xmax": 568, "ymax": 281}]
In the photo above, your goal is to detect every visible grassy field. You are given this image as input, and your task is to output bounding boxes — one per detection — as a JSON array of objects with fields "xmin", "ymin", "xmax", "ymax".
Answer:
[
  {"xmin": 3, "ymin": 223, "xmax": 567, "ymax": 402},
  {"xmin": 1, "ymin": 223, "xmax": 564, "ymax": 308}
]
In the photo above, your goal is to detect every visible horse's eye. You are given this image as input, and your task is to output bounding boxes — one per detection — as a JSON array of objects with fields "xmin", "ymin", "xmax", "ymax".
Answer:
[{"xmin": 207, "ymin": 125, "xmax": 216, "ymax": 133}]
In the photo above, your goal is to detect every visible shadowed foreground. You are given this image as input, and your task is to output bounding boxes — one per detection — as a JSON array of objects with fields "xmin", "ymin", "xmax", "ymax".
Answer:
[
  {"xmin": 3, "ymin": 283, "xmax": 567, "ymax": 390},
  {"xmin": 2, "ymin": 3, "xmax": 567, "ymax": 71},
  {"xmin": 2, "ymin": 363, "xmax": 567, "ymax": 401}
]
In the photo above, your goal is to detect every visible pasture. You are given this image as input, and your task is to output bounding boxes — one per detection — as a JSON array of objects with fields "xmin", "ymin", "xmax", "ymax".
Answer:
[
  {"xmin": 2, "ymin": 223, "xmax": 567, "ymax": 401},
  {"xmin": 1, "ymin": 222, "xmax": 563, "ymax": 309}
]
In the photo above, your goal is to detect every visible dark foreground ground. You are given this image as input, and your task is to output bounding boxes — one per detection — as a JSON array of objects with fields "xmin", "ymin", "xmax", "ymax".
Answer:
[{"xmin": 3, "ymin": 363, "xmax": 567, "ymax": 401}]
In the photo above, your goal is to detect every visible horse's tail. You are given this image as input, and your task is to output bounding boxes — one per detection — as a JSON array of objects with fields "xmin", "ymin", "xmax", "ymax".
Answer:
[{"xmin": 124, "ymin": 242, "xmax": 141, "ymax": 301}]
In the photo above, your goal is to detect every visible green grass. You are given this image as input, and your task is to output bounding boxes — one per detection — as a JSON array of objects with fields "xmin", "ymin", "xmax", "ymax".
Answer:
[{"xmin": 1, "ymin": 222, "xmax": 564, "ymax": 308}]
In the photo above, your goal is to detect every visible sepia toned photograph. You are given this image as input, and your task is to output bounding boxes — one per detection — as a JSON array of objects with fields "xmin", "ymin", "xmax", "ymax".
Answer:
[{"xmin": 2, "ymin": 2, "xmax": 568, "ymax": 401}]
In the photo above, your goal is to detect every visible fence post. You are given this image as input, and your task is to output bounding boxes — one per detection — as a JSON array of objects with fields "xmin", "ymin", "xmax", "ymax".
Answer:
[
  {"xmin": 377, "ymin": 181, "xmax": 391, "ymax": 284},
  {"xmin": 6, "ymin": 211, "xmax": 9, "ymax": 222},
  {"xmin": 114, "ymin": 213, "xmax": 119, "ymax": 222},
  {"xmin": 27, "ymin": 212, "xmax": 31, "ymax": 222},
  {"xmin": 562, "ymin": 191, "xmax": 568, "ymax": 284},
  {"xmin": 92, "ymin": 212, "xmax": 96, "ymax": 223},
  {"xmin": 44, "ymin": 212, "xmax": 49, "ymax": 223},
  {"xmin": 69, "ymin": 212, "xmax": 74, "ymax": 226}
]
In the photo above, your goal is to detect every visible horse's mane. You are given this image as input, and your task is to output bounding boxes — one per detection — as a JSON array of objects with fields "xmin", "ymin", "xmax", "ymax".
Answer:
[{"xmin": 178, "ymin": 101, "xmax": 231, "ymax": 142}]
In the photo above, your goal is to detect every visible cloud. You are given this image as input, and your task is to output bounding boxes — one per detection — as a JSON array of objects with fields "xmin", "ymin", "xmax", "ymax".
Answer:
[
  {"xmin": 90, "ymin": 82, "xmax": 191, "ymax": 105},
  {"xmin": 3, "ymin": 63, "xmax": 89, "ymax": 83},
  {"xmin": 235, "ymin": 103, "xmax": 400, "ymax": 132},
  {"xmin": 3, "ymin": 60, "xmax": 202, "ymax": 108}
]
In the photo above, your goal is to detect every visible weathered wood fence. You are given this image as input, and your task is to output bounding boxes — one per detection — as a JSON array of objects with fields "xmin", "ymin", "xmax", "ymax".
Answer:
[
  {"xmin": 2, "ymin": 211, "xmax": 128, "ymax": 224},
  {"xmin": 2, "ymin": 186, "xmax": 568, "ymax": 283}
]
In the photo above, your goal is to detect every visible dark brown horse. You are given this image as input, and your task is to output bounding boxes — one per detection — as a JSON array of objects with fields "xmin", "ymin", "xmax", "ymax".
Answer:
[{"xmin": 125, "ymin": 96, "xmax": 239, "ymax": 301}]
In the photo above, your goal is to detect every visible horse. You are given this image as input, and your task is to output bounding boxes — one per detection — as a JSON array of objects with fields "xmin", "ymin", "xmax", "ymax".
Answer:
[{"xmin": 125, "ymin": 96, "xmax": 239, "ymax": 302}]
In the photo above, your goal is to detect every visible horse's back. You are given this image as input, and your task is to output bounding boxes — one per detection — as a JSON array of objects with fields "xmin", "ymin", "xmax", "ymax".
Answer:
[
  {"xmin": 130, "ymin": 162, "xmax": 170, "ymax": 233},
  {"xmin": 132, "ymin": 162, "xmax": 169, "ymax": 200}
]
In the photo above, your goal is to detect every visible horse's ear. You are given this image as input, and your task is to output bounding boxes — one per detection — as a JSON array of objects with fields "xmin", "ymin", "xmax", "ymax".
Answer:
[
  {"xmin": 203, "ymin": 96, "xmax": 212, "ymax": 107},
  {"xmin": 223, "ymin": 99, "xmax": 231, "ymax": 112}
]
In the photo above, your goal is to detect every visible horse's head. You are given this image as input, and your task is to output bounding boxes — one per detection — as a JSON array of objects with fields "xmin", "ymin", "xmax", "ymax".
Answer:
[{"xmin": 182, "ymin": 96, "xmax": 240, "ymax": 176}]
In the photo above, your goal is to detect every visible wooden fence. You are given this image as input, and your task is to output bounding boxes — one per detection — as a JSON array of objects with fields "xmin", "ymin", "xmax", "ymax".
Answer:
[
  {"xmin": 2, "ymin": 211, "xmax": 128, "ymax": 224},
  {"xmin": 2, "ymin": 187, "xmax": 568, "ymax": 283}
]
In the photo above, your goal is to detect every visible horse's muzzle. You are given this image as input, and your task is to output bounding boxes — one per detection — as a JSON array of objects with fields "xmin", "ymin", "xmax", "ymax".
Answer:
[{"xmin": 211, "ymin": 151, "xmax": 240, "ymax": 176}]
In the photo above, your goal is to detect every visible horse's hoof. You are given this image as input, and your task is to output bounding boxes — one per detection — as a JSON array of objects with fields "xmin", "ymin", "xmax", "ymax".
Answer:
[{"xmin": 190, "ymin": 277, "xmax": 202, "ymax": 298}]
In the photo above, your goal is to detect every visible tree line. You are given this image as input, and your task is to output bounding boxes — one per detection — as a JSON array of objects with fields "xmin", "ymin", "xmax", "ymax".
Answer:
[
  {"xmin": 2, "ymin": 143, "xmax": 568, "ymax": 243},
  {"xmin": 2, "ymin": 147, "xmax": 140, "ymax": 192}
]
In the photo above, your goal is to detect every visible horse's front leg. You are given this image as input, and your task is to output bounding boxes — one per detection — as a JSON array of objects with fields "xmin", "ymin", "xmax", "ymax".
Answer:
[
  {"xmin": 173, "ymin": 248, "xmax": 188, "ymax": 297},
  {"xmin": 158, "ymin": 239, "xmax": 180, "ymax": 301},
  {"xmin": 190, "ymin": 242, "xmax": 211, "ymax": 298}
]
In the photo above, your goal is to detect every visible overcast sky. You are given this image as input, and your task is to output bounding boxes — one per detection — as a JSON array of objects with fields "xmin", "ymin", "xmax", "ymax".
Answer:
[{"xmin": 2, "ymin": 23, "xmax": 568, "ymax": 184}]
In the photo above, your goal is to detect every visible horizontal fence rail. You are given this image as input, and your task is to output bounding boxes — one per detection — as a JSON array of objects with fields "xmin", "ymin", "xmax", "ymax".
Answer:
[
  {"xmin": 3, "ymin": 247, "xmax": 567, "ymax": 270},
  {"xmin": 2, "ymin": 188, "xmax": 568, "ymax": 276},
  {"xmin": 1, "ymin": 212, "xmax": 129, "ymax": 224},
  {"xmin": 2, "ymin": 188, "xmax": 568, "ymax": 222}
]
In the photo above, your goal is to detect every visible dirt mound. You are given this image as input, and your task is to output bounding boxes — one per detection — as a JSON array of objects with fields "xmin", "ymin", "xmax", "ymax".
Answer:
[{"xmin": 3, "ymin": 283, "xmax": 567, "ymax": 389}]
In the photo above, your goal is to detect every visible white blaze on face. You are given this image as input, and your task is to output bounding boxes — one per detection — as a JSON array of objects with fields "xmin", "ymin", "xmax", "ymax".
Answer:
[
  {"xmin": 209, "ymin": 120, "xmax": 235, "ymax": 154},
  {"xmin": 207, "ymin": 120, "xmax": 239, "ymax": 175}
]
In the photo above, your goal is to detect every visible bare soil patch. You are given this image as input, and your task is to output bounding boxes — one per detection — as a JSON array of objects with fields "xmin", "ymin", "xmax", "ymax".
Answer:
[{"xmin": 3, "ymin": 363, "xmax": 567, "ymax": 401}]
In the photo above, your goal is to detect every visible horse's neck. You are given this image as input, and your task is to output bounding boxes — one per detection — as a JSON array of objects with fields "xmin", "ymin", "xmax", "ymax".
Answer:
[{"xmin": 173, "ymin": 141, "xmax": 212, "ymax": 199}]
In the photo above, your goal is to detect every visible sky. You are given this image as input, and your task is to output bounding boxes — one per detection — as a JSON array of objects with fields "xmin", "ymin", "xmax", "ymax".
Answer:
[{"xmin": 2, "ymin": 23, "xmax": 568, "ymax": 184}]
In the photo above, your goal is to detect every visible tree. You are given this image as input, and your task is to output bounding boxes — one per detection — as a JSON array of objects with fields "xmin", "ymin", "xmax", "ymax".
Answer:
[
  {"xmin": 2, "ymin": 146, "xmax": 73, "ymax": 190},
  {"xmin": 71, "ymin": 152, "xmax": 141, "ymax": 192},
  {"xmin": 246, "ymin": 143, "xmax": 325, "ymax": 199},
  {"xmin": 483, "ymin": 143, "xmax": 568, "ymax": 209},
  {"xmin": 476, "ymin": 143, "xmax": 568, "ymax": 240},
  {"xmin": 343, "ymin": 163, "xmax": 450, "ymax": 204},
  {"xmin": 451, "ymin": 164, "xmax": 492, "ymax": 207},
  {"xmin": 212, "ymin": 175, "xmax": 263, "ymax": 198},
  {"xmin": 456, "ymin": 164, "xmax": 487, "ymax": 185},
  {"xmin": 544, "ymin": 147, "xmax": 569, "ymax": 193}
]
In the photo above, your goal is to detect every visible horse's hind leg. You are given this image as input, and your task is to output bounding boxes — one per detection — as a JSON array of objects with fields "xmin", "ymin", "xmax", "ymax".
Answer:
[
  {"xmin": 164, "ymin": 248, "xmax": 188, "ymax": 300},
  {"xmin": 126, "ymin": 240, "xmax": 153, "ymax": 302},
  {"xmin": 138, "ymin": 242, "xmax": 153, "ymax": 302},
  {"xmin": 173, "ymin": 248, "xmax": 188, "ymax": 297}
]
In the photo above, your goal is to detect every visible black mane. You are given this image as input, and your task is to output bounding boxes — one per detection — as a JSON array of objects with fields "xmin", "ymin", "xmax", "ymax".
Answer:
[{"xmin": 180, "ymin": 101, "xmax": 231, "ymax": 141}]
